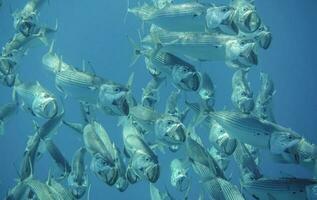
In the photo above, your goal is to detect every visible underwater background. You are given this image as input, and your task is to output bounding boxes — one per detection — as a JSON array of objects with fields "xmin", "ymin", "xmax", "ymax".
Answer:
[{"xmin": 0, "ymin": 0, "xmax": 317, "ymax": 199}]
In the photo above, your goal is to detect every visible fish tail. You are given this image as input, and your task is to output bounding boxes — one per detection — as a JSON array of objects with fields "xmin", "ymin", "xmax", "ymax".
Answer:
[
  {"xmin": 127, "ymin": 36, "xmax": 142, "ymax": 67},
  {"xmin": 127, "ymin": 3, "xmax": 155, "ymax": 21}
]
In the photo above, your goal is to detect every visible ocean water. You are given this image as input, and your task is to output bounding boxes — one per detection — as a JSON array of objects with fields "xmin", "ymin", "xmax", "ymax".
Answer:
[{"xmin": 0, "ymin": 0, "xmax": 317, "ymax": 199}]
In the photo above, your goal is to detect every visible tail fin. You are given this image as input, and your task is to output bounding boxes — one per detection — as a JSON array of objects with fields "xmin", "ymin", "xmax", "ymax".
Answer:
[{"xmin": 127, "ymin": 36, "xmax": 142, "ymax": 67}]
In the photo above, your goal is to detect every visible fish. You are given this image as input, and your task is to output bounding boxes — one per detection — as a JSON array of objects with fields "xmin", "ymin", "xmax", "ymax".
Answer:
[
  {"xmin": 231, "ymin": 0, "xmax": 261, "ymax": 33},
  {"xmin": 186, "ymin": 137, "xmax": 225, "ymax": 179},
  {"xmin": 254, "ymin": 72, "xmax": 276, "ymax": 122},
  {"xmin": 129, "ymin": 2, "xmax": 238, "ymax": 35},
  {"xmin": 170, "ymin": 159, "xmax": 190, "ymax": 192},
  {"xmin": 13, "ymin": 77, "xmax": 58, "ymax": 119},
  {"xmin": 240, "ymin": 24, "xmax": 272, "ymax": 49},
  {"xmin": 83, "ymin": 122, "xmax": 119, "ymax": 186},
  {"xmin": 130, "ymin": 38, "xmax": 200, "ymax": 91},
  {"xmin": 0, "ymin": 56, "xmax": 17, "ymax": 87},
  {"xmin": 209, "ymin": 121, "xmax": 237, "ymax": 156},
  {"xmin": 23, "ymin": 178, "xmax": 56, "ymax": 200},
  {"xmin": 198, "ymin": 72, "xmax": 215, "ymax": 109},
  {"xmin": 123, "ymin": 120, "xmax": 160, "ymax": 183},
  {"xmin": 242, "ymin": 178, "xmax": 317, "ymax": 200},
  {"xmin": 13, "ymin": 0, "xmax": 48, "ymax": 36},
  {"xmin": 231, "ymin": 70, "xmax": 254, "ymax": 114},
  {"xmin": 233, "ymin": 142, "xmax": 263, "ymax": 182},
  {"xmin": 45, "ymin": 139, "xmax": 71, "ymax": 180},
  {"xmin": 142, "ymin": 74, "xmax": 165, "ymax": 109},
  {"xmin": 0, "ymin": 102, "xmax": 18, "ymax": 136},
  {"xmin": 208, "ymin": 147, "xmax": 230, "ymax": 171},
  {"xmin": 36, "ymin": 110, "xmax": 64, "ymax": 140},
  {"xmin": 114, "ymin": 147, "xmax": 129, "ymax": 192},
  {"xmin": 2, "ymin": 25, "xmax": 57, "ymax": 57},
  {"xmin": 129, "ymin": 105, "xmax": 186, "ymax": 148},
  {"xmin": 5, "ymin": 182, "xmax": 29, "ymax": 200},
  {"xmin": 147, "ymin": 26, "xmax": 258, "ymax": 70},
  {"xmin": 47, "ymin": 174, "xmax": 75, "ymax": 200},
  {"xmin": 165, "ymin": 90, "xmax": 189, "ymax": 122},
  {"xmin": 208, "ymin": 111, "xmax": 302, "ymax": 150},
  {"xmin": 68, "ymin": 147, "xmax": 88, "ymax": 199},
  {"xmin": 204, "ymin": 177, "xmax": 245, "ymax": 200}
]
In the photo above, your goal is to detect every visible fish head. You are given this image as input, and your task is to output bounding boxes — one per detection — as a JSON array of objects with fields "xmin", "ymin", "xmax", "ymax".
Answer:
[
  {"xmin": 234, "ymin": 4, "xmax": 261, "ymax": 33},
  {"xmin": 155, "ymin": 115, "xmax": 186, "ymax": 145},
  {"xmin": 0, "ymin": 73, "xmax": 16, "ymax": 87},
  {"xmin": 254, "ymin": 25, "xmax": 272, "ymax": 49},
  {"xmin": 226, "ymin": 39, "xmax": 258, "ymax": 68},
  {"xmin": 98, "ymin": 83, "xmax": 130, "ymax": 115},
  {"xmin": 32, "ymin": 93, "xmax": 58, "ymax": 119},
  {"xmin": 115, "ymin": 177, "xmax": 129, "ymax": 192},
  {"xmin": 206, "ymin": 6, "xmax": 238, "ymax": 34},
  {"xmin": 171, "ymin": 168, "xmax": 190, "ymax": 192},
  {"xmin": 67, "ymin": 172, "xmax": 88, "ymax": 198},
  {"xmin": 172, "ymin": 66, "xmax": 200, "ymax": 91},
  {"xmin": 90, "ymin": 154, "xmax": 119, "ymax": 186},
  {"xmin": 270, "ymin": 131, "xmax": 302, "ymax": 154},
  {"xmin": 130, "ymin": 152, "xmax": 160, "ymax": 183},
  {"xmin": 15, "ymin": 17, "xmax": 37, "ymax": 37},
  {"xmin": 232, "ymin": 88, "xmax": 254, "ymax": 113}
]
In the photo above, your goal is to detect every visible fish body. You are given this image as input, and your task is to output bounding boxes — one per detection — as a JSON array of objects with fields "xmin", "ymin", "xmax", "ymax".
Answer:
[
  {"xmin": 142, "ymin": 74, "xmax": 165, "ymax": 109},
  {"xmin": 114, "ymin": 147, "xmax": 129, "ymax": 192},
  {"xmin": 242, "ymin": 178, "xmax": 317, "ymax": 200},
  {"xmin": 147, "ymin": 27, "xmax": 257, "ymax": 69},
  {"xmin": 231, "ymin": 70, "xmax": 254, "ymax": 114},
  {"xmin": 170, "ymin": 159, "xmax": 190, "ymax": 192},
  {"xmin": 45, "ymin": 139, "xmax": 71, "ymax": 179},
  {"xmin": 254, "ymin": 72, "xmax": 275, "ymax": 122},
  {"xmin": 0, "ymin": 57, "xmax": 17, "ymax": 87},
  {"xmin": 68, "ymin": 147, "xmax": 88, "ymax": 199},
  {"xmin": 13, "ymin": 79, "xmax": 58, "ymax": 119},
  {"xmin": 83, "ymin": 122, "xmax": 119, "ymax": 186},
  {"xmin": 37, "ymin": 110, "xmax": 64, "ymax": 140}
]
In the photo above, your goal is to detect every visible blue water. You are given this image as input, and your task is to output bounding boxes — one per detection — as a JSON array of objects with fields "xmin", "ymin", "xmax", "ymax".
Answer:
[{"xmin": 1, "ymin": 0, "xmax": 317, "ymax": 199}]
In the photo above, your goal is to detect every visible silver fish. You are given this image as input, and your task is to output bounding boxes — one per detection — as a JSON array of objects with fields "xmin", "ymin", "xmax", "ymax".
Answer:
[
  {"xmin": 231, "ymin": 0, "xmax": 261, "ymax": 33},
  {"xmin": 242, "ymin": 178, "xmax": 317, "ymax": 200},
  {"xmin": 233, "ymin": 142, "xmax": 263, "ymax": 182},
  {"xmin": 204, "ymin": 177, "xmax": 245, "ymax": 200},
  {"xmin": 114, "ymin": 147, "xmax": 129, "ymax": 192},
  {"xmin": 45, "ymin": 139, "xmax": 71, "ymax": 180},
  {"xmin": 47, "ymin": 175, "xmax": 75, "ymax": 200},
  {"xmin": 170, "ymin": 159, "xmax": 190, "ymax": 192},
  {"xmin": 5, "ymin": 182, "xmax": 29, "ymax": 200},
  {"xmin": 83, "ymin": 122, "xmax": 119, "ymax": 186},
  {"xmin": 129, "ymin": 3, "xmax": 238, "ymax": 34},
  {"xmin": 209, "ymin": 111, "xmax": 301, "ymax": 150},
  {"xmin": 231, "ymin": 70, "xmax": 254, "ymax": 114},
  {"xmin": 0, "ymin": 102, "xmax": 18, "ymax": 136},
  {"xmin": 36, "ymin": 110, "xmax": 64, "ymax": 140},
  {"xmin": 148, "ymin": 27, "xmax": 258, "ymax": 69},
  {"xmin": 68, "ymin": 147, "xmax": 88, "ymax": 199},
  {"xmin": 0, "ymin": 56, "xmax": 17, "ymax": 87},
  {"xmin": 123, "ymin": 120, "xmax": 160, "ymax": 183},
  {"xmin": 165, "ymin": 90, "xmax": 189, "ymax": 122},
  {"xmin": 13, "ymin": 78, "xmax": 58, "ymax": 119},
  {"xmin": 142, "ymin": 74, "xmax": 165, "ymax": 109},
  {"xmin": 254, "ymin": 72, "xmax": 276, "ymax": 122},
  {"xmin": 240, "ymin": 24, "xmax": 272, "ymax": 49},
  {"xmin": 150, "ymin": 183, "xmax": 174, "ymax": 200},
  {"xmin": 13, "ymin": 0, "xmax": 48, "ymax": 36},
  {"xmin": 198, "ymin": 72, "xmax": 215, "ymax": 108},
  {"xmin": 24, "ymin": 178, "xmax": 57, "ymax": 200}
]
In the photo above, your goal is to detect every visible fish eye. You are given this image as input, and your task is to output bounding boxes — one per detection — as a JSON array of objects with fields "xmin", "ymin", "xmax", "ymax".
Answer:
[
  {"xmin": 258, "ymin": 27, "xmax": 265, "ymax": 31},
  {"xmin": 221, "ymin": 7, "xmax": 229, "ymax": 12},
  {"xmin": 243, "ymin": 7, "xmax": 249, "ymax": 12},
  {"xmin": 114, "ymin": 87, "xmax": 122, "ymax": 92},
  {"xmin": 240, "ymin": 41, "xmax": 246, "ymax": 45}
]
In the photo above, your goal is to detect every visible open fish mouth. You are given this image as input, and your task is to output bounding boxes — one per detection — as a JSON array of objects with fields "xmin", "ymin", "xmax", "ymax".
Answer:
[
  {"xmin": 146, "ymin": 164, "xmax": 160, "ymax": 183},
  {"xmin": 175, "ymin": 175, "xmax": 190, "ymax": 192},
  {"xmin": 18, "ymin": 20, "xmax": 36, "ymax": 37},
  {"xmin": 180, "ymin": 72, "xmax": 200, "ymax": 91},
  {"xmin": 239, "ymin": 45, "xmax": 258, "ymax": 66},
  {"xmin": 222, "ymin": 138, "xmax": 238, "ymax": 155},
  {"xmin": 112, "ymin": 96, "xmax": 129, "ymax": 115},
  {"xmin": 240, "ymin": 10, "xmax": 261, "ymax": 33},
  {"xmin": 258, "ymin": 32, "xmax": 272, "ymax": 49},
  {"xmin": 43, "ymin": 99, "xmax": 58, "ymax": 119}
]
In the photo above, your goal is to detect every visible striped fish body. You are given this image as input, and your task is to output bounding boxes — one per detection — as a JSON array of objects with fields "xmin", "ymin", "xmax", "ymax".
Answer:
[
  {"xmin": 147, "ymin": 3, "xmax": 208, "ymax": 32},
  {"xmin": 55, "ymin": 68, "xmax": 102, "ymax": 103},
  {"xmin": 242, "ymin": 178, "xmax": 317, "ymax": 200},
  {"xmin": 48, "ymin": 179, "xmax": 75, "ymax": 200},
  {"xmin": 24, "ymin": 179, "xmax": 57, "ymax": 200},
  {"xmin": 204, "ymin": 178, "xmax": 245, "ymax": 200},
  {"xmin": 210, "ymin": 111, "xmax": 273, "ymax": 148},
  {"xmin": 150, "ymin": 30, "xmax": 227, "ymax": 61}
]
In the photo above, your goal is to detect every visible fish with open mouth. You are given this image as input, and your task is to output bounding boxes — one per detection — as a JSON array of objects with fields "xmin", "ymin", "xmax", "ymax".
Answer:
[
  {"xmin": 147, "ymin": 26, "xmax": 258, "ymax": 70},
  {"xmin": 142, "ymin": 73, "xmax": 165, "ymax": 109},
  {"xmin": 240, "ymin": 24, "xmax": 272, "ymax": 50},
  {"xmin": 83, "ymin": 122, "xmax": 119, "ymax": 186},
  {"xmin": 197, "ymin": 72, "xmax": 215, "ymax": 109},
  {"xmin": 170, "ymin": 158, "xmax": 190, "ymax": 192},
  {"xmin": 231, "ymin": 70, "xmax": 254, "ymax": 114},
  {"xmin": 12, "ymin": 0, "xmax": 48, "ymax": 36},
  {"xmin": 129, "ymin": 37, "xmax": 200, "ymax": 92},
  {"xmin": 129, "ymin": 2, "xmax": 238, "ymax": 35},
  {"xmin": 13, "ymin": 77, "xmax": 58, "ymax": 119},
  {"xmin": 114, "ymin": 147, "xmax": 129, "ymax": 192},
  {"xmin": 231, "ymin": 0, "xmax": 261, "ymax": 33},
  {"xmin": 122, "ymin": 119, "xmax": 160, "ymax": 183},
  {"xmin": 129, "ymin": 105, "xmax": 186, "ymax": 150},
  {"xmin": 0, "ymin": 56, "xmax": 17, "ymax": 87},
  {"xmin": 68, "ymin": 147, "xmax": 88, "ymax": 199}
]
